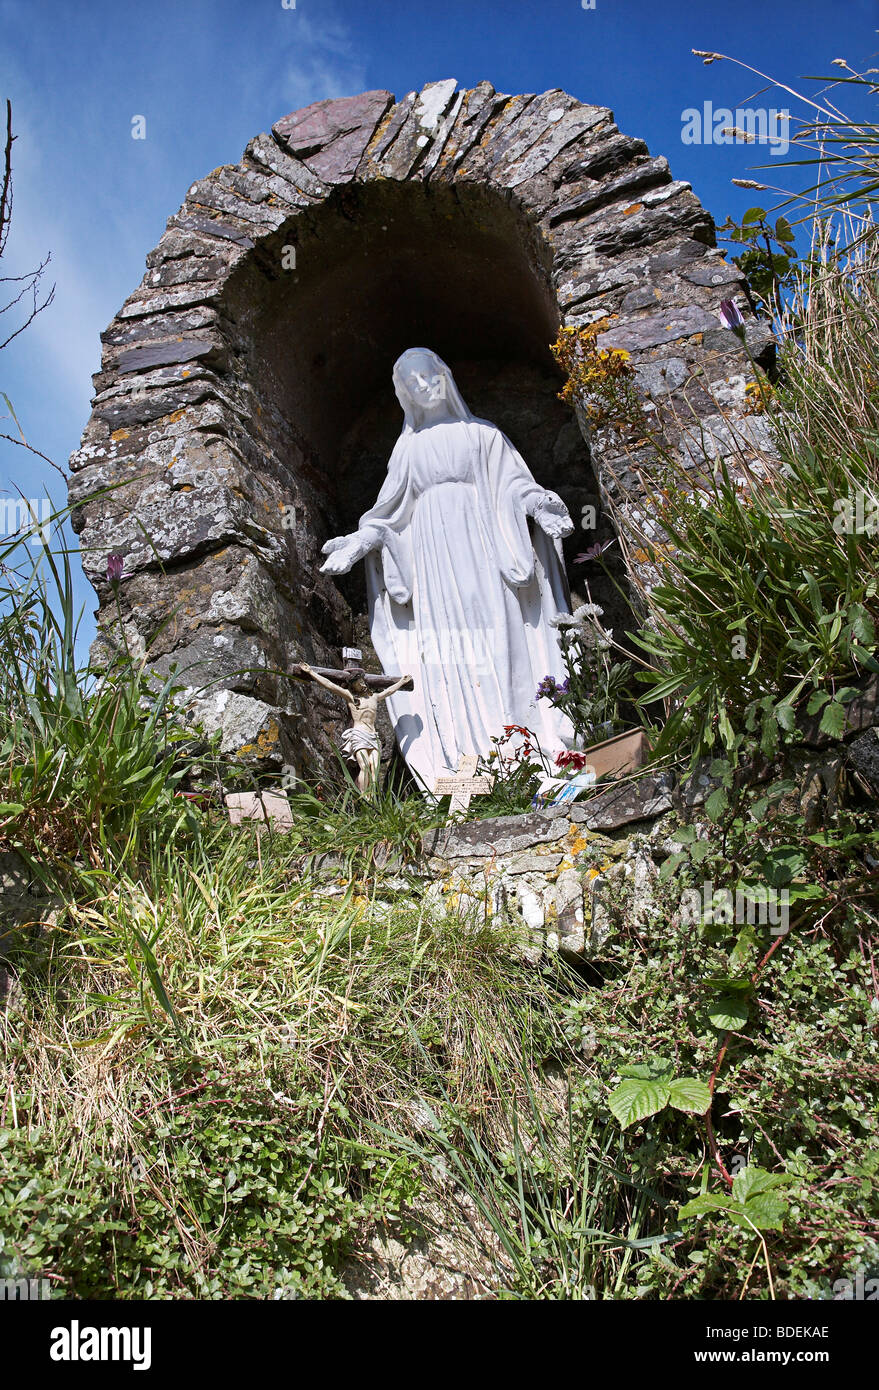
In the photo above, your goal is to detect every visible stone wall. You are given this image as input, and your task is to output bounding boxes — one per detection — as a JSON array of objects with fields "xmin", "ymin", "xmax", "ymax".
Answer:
[{"xmin": 68, "ymin": 78, "xmax": 770, "ymax": 777}]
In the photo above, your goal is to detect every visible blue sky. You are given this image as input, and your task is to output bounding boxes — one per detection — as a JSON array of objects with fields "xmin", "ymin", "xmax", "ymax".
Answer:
[{"xmin": 1, "ymin": 0, "xmax": 876, "ymax": 653}]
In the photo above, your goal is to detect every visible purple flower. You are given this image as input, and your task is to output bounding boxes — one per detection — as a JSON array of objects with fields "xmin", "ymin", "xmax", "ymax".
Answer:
[
  {"xmin": 719, "ymin": 298, "xmax": 746, "ymax": 333},
  {"xmin": 574, "ymin": 538, "xmax": 616, "ymax": 565},
  {"xmin": 106, "ymin": 553, "xmax": 125, "ymax": 585},
  {"xmin": 536, "ymin": 674, "xmax": 570, "ymax": 703}
]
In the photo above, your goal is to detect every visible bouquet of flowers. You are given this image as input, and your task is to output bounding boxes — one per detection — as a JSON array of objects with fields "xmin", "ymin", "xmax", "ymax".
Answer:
[{"xmin": 535, "ymin": 602, "xmax": 633, "ymax": 748}]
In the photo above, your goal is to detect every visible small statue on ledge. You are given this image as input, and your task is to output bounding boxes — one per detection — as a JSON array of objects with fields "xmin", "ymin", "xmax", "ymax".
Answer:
[{"xmin": 292, "ymin": 653, "xmax": 412, "ymax": 795}]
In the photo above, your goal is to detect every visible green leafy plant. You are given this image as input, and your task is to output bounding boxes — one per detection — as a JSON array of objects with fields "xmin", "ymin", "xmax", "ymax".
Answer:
[
  {"xmin": 0, "ymin": 520, "xmax": 206, "ymax": 870},
  {"xmin": 608, "ymin": 1060, "xmax": 711, "ymax": 1130},
  {"xmin": 680, "ymin": 1165, "xmax": 795, "ymax": 1233},
  {"xmin": 718, "ymin": 206, "xmax": 798, "ymax": 320}
]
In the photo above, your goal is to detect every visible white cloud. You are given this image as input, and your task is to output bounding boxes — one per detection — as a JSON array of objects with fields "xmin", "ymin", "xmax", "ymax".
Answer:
[
  {"xmin": 272, "ymin": 5, "xmax": 370, "ymax": 115},
  {"xmin": 0, "ymin": 0, "xmax": 374, "ymax": 428},
  {"xmin": 2, "ymin": 202, "xmax": 106, "ymax": 419}
]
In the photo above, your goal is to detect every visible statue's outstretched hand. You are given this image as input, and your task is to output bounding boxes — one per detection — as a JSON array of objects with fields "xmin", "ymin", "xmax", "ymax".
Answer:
[
  {"xmin": 531, "ymin": 491, "xmax": 574, "ymax": 541},
  {"xmin": 319, "ymin": 532, "xmax": 372, "ymax": 575}
]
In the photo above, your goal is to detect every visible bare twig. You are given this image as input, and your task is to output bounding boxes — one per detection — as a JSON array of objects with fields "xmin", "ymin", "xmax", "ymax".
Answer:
[
  {"xmin": 0, "ymin": 431, "xmax": 68, "ymax": 482},
  {"xmin": 0, "ymin": 99, "xmax": 56, "ymax": 352}
]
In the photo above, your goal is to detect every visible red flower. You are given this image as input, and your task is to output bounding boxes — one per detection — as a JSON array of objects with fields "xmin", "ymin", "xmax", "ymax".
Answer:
[{"xmin": 556, "ymin": 750, "xmax": 589, "ymax": 771}]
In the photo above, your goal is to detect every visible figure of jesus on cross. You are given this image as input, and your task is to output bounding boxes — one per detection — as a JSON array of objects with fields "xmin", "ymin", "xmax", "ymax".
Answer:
[{"xmin": 292, "ymin": 650, "xmax": 413, "ymax": 796}]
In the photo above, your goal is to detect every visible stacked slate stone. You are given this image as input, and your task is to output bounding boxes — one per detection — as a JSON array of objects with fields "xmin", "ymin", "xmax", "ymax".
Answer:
[{"xmin": 68, "ymin": 79, "xmax": 771, "ymax": 776}]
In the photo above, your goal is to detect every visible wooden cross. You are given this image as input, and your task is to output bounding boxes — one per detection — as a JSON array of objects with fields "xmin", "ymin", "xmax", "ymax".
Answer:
[
  {"xmin": 289, "ymin": 647, "xmax": 413, "ymax": 692},
  {"xmin": 433, "ymin": 754, "xmax": 494, "ymax": 816}
]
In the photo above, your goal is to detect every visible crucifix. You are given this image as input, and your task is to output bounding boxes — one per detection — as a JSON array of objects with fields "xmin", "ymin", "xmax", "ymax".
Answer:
[
  {"xmin": 290, "ymin": 648, "xmax": 413, "ymax": 795},
  {"xmin": 433, "ymin": 754, "xmax": 494, "ymax": 817}
]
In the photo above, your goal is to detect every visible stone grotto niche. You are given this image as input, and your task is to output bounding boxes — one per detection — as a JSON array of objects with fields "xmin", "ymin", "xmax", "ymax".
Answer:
[{"xmin": 68, "ymin": 79, "xmax": 770, "ymax": 778}]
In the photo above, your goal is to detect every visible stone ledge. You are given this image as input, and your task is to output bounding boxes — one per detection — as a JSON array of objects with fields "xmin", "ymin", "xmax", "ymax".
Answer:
[
  {"xmin": 421, "ymin": 810, "xmax": 571, "ymax": 861},
  {"xmin": 572, "ymin": 769, "xmax": 675, "ymax": 829}
]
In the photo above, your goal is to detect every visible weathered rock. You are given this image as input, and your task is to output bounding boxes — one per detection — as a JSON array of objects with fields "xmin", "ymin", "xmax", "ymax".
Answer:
[
  {"xmin": 175, "ymin": 688, "xmax": 297, "ymax": 769},
  {"xmin": 547, "ymin": 867, "xmax": 586, "ymax": 957},
  {"xmin": 778, "ymin": 751, "xmax": 843, "ymax": 828},
  {"xmin": 342, "ymin": 1211, "xmax": 496, "ymax": 1300},
  {"xmin": 420, "ymin": 792, "xmax": 672, "ymax": 960},
  {"xmin": 224, "ymin": 789, "xmax": 294, "ymax": 829},
  {"xmin": 375, "ymin": 79, "xmax": 460, "ymax": 181},
  {"xmin": 112, "ymin": 338, "xmax": 223, "ymax": 374},
  {"xmin": 550, "ymin": 156, "xmax": 671, "ymax": 224},
  {"xmin": 576, "ymin": 770, "xmax": 675, "ymax": 829},
  {"xmin": 847, "ymin": 728, "xmax": 879, "ymax": 798},
  {"xmin": 424, "ymin": 811, "xmax": 569, "ymax": 862},
  {"xmin": 588, "ymin": 843, "xmax": 660, "ymax": 956},
  {"xmin": 273, "ymin": 90, "xmax": 394, "ymax": 183},
  {"xmin": 598, "ymin": 304, "xmax": 718, "ymax": 353},
  {"xmin": 0, "ymin": 854, "xmax": 50, "ymax": 950},
  {"xmin": 675, "ymin": 761, "xmax": 725, "ymax": 811},
  {"xmin": 683, "ymin": 258, "xmax": 745, "ymax": 288}
]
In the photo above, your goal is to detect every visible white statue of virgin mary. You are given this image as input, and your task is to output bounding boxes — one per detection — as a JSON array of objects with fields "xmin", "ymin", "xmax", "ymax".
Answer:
[{"xmin": 320, "ymin": 347, "xmax": 576, "ymax": 791}]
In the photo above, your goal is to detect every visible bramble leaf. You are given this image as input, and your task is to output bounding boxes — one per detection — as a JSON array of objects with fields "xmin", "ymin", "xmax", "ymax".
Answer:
[{"xmin": 607, "ymin": 1079, "xmax": 670, "ymax": 1129}]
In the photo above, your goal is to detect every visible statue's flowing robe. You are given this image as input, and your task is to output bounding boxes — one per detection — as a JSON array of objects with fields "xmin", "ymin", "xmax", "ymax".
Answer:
[{"xmin": 357, "ymin": 417, "xmax": 574, "ymax": 791}]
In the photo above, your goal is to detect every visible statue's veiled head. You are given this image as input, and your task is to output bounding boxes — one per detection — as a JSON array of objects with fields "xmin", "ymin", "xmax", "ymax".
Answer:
[{"xmin": 392, "ymin": 347, "xmax": 474, "ymax": 433}]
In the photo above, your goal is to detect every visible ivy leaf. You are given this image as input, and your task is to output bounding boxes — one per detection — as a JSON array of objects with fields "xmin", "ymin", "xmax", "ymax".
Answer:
[
  {"xmin": 667, "ymin": 1078, "xmax": 712, "ymax": 1115},
  {"xmin": 607, "ymin": 1079, "xmax": 671, "ymax": 1129}
]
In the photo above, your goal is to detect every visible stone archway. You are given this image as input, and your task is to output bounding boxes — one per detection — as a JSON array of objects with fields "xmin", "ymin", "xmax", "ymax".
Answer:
[{"xmin": 69, "ymin": 79, "xmax": 769, "ymax": 775}]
